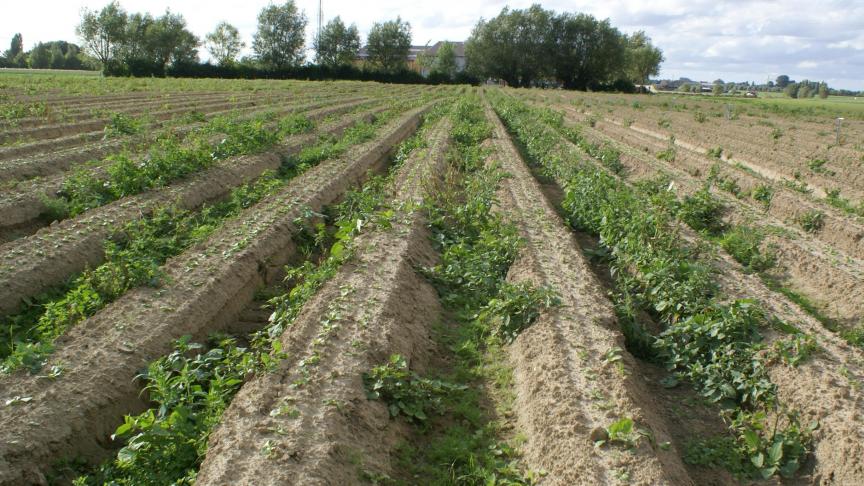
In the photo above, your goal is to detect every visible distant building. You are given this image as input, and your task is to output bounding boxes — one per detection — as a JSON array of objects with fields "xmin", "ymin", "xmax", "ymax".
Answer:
[
  {"xmin": 355, "ymin": 45, "xmax": 428, "ymax": 72},
  {"xmin": 355, "ymin": 41, "xmax": 466, "ymax": 76},
  {"xmin": 419, "ymin": 41, "xmax": 466, "ymax": 76}
]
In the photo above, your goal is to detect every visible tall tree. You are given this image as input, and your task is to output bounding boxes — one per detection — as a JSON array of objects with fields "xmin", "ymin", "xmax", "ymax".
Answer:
[
  {"xmin": 146, "ymin": 11, "xmax": 199, "ymax": 67},
  {"xmin": 775, "ymin": 75, "xmax": 790, "ymax": 88},
  {"xmin": 206, "ymin": 21, "xmax": 244, "ymax": 65},
  {"xmin": 76, "ymin": 0, "xmax": 128, "ymax": 65},
  {"xmin": 366, "ymin": 17, "xmax": 412, "ymax": 72},
  {"xmin": 550, "ymin": 12, "xmax": 625, "ymax": 90},
  {"xmin": 314, "ymin": 16, "xmax": 360, "ymax": 67},
  {"xmin": 625, "ymin": 31, "xmax": 663, "ymax": 85},
  {"xmin": 818, "ymin": 82, "xmax": 829, "ymax": 99},
  {"xmin": 28, "ymin": 43, "xmax": 51, "ymax": 69},
  {"xmin": 253, "ymin": 1, "xmax": 308, "ymax": 69},
  {"xmin": 430, "ymin": 41, "xmax": 458, "ymax": 79},
  {"xmin": 466, "ymin": 6, "xmax": 555, "ymax": 87},
  {"xmin": 5, "ymin": 33, "xmax": 23, "ymax": 59},
  {"xmin": 119, "ymin": 12, "xmax": 156, "ymax": 62}
]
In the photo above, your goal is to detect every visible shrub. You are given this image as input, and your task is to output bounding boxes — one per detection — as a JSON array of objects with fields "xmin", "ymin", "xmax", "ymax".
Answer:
[
  {"xmin": 679, "ymin": 188, "xmax": 725, "ymax": 234},
  {"xmin": 797, "ymin": 210, "xmax": 824, "ymax": 233}
]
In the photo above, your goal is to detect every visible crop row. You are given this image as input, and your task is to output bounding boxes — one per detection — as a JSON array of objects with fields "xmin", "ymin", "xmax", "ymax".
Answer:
[
  {"xmin": 0, "ymin": 95, "xmax": 376, "ymax": 241},
  {"xmin": 0, "ymin": 88, "xmax": 355, "ymax": 181},
  {"xmin": 0, "ymin": 94, "xmax": 440, "ymax": 484},
  {"xmin": 490, "ymin": 91, "xmax": 864, "ymax": 483}
]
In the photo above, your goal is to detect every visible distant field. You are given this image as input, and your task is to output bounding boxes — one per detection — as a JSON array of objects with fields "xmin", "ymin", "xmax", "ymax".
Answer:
[{"xmin": 657, "ymin": 90, "xmax": 864, "ymax": 119}]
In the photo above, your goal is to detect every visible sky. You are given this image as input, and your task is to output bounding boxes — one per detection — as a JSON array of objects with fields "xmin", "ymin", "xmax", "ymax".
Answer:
[{"xmin": 1, "ymin": 0, "xmax": 862, "ymax": 90}]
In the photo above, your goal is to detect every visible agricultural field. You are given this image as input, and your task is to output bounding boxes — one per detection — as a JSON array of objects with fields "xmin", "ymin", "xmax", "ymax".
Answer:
[{"xmin": 0, "ymin": 74, "xmax": 862, "ymax": 486}]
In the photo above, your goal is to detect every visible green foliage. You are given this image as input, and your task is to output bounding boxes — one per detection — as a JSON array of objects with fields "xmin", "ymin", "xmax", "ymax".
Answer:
[
  {"xmin": 490, "ymin": 93, "xmax": 811, "ymax": 479},
  {"xmin": 719, "ymin": 225, "xmax": 775, "ymax": 272},
  {"xmin": 751, "ymin": 184, "xmax": 774, "ymax": 209},
  {"xmin": 1, "ymin": 108, "xmax": 402, "ymax": 374},
  {"xmin": 825, "ymin": 188, "xmax": 864, "ymax": 217},
  {"xmin": 655, "ymin": 300, "xmax": 774, "ymax": 406},
  {"xmin": 403, "ymin": 96, "xmax": 539, "ymax": 484},
  {"xmin": 694, "ymin": 111, "xmax": 707, "ymax": 123},
  {"xmin": 679, "ymin": 188, "xmax": 725, "ymax": 234},
  {"xmin": 707, "ymin": 146, "xmax": 723, "ymax": 159},
  {"xmin": 365, "ymin": 17, "xmax": 412, "ymax": 72},
  {"xmin": 73, "ymin": 108, "xmax": 415, "ymax": 483},
  {"xmin": 465, "ymin": 6, "xmax": 655, "ymax": 89},
  {"xmin": 364, "ymin": 354, "xmax": 464, "ymax": 423},
  {"xmin": 807, "ymin": 158, "xmax": 834, "ymax": 176},
  {"xmin": 728, "ymin": 409, "xmax": 816, "ymax": 479},
  {"xmin": 685, "ymin": 435, "xmax": 751, "ymax": 477},
  {"xmin": 656, "ymin": 146, "xmax": 676, "ymax": 162},
  {"xmin": 252, "ymin": 1, "xmax": 307, "ymax": 68},
  {"xmin": 475, "ymin": 282, "xmax": 560, "ymax": 343},
  {"xmin": 769, "ymin": 334, "xmax": 818, "ymax": 367},
  {"xmin": 75, "ymin": 335, "xmax": 250, "ymax": 485},
  {"xmin": 797, "ymin": 210, "xmax": 824, "ymax": 233},
  {"xmin": 54, "ymin": 111, "xmax": 313, "ymax": 218},
  {"xmin": 313, "ymin": 16, "xmax": 361, "ymax": 67},
  {"xmin": 205, "ymin": 22, "xmax": 245, "ymax": 66},
  {"xmin": 103, "ymin": 112, "xmax": 145, "ymax": 138}
]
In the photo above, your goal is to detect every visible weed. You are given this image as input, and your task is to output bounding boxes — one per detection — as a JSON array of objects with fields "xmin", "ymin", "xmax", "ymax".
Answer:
[
  {"xmin": 797, "ymin": 210, "xmax": 824, "ymax": 233},
  {"xmin": 654, "ymin": 146, "xmax": 675, "ymax": 162},
  {"xmin": 364, "ymin": 354, "xmax": 464, "ymax": 423},
  {"xmin": 476, "ymin": 282, "xmax": 559, "ymax": 343},
  {"xmin": 103, "ymin": 112, "xmax": 145, "ymax": 139},
  {"xmin": 807, "ymin": 159, "xmax": 835, "ymax": 176},
  {"xmin": 490, "ymin": 93, "xmax": 811, "ymax": 480},
  {"xmin": 707, "ymin": 146, "xmax": 723, "ymax": 159},
  {"xmin": 751, "ymin": 184, "xmax": 774, "ymax": 209},
  {"xmin": 719, "ymin": 226, "xmax": 775, "ymax": 272},
  {"xmin": 769, "ymin": 334, "xmax": 818, "ymax": 367},
  {"xmin": 694, "ymin": 111, "xmax": 707, "ymax": 123},
  {"xmin": 679, "ymin": 188, "xmax": 726, "ymax": 234},
  {"xmin": 658, "ymin": 117, "xmax": 672, "ymax": 129}
]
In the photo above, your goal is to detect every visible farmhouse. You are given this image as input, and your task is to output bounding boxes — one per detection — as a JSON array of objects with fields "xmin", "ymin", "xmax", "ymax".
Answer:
[
  {"xmin": 355, "ymin": 41, "xmax": 466, "ymax": 76},
  {"xmin": 419, "ymin": 41, "xmax": 467, "ymax": 76}
]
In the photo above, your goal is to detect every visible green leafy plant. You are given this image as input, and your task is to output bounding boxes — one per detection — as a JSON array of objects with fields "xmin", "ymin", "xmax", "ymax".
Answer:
[
  {"xmin": 103, "ymin": 112, "xmax": 146, "ymax": 138},
  {"xmin": 476, "ymin": 282, "xmax": 560, "ymax": 343},
  {"xmin": 751, "ymin": 184, "xmax": 774, "ymax": 209},
  {"xmin": 707, "ymin": 146, "xmax": 723, "ymax": 159},
  {"xmin": 719, "ymin": 225, "xmax": 775, "ymax": 272},
  {"xmin": 797, "ymin": 210, "xmax": 824, "ymax": 233},
  {"xmin": 729, "ymin": 409, "xmax": 816, "ymax": 479},
  {"xmin": 679, "ymin": 188, "xmax": 725, "ymax": 234},
  {"xmin": 807, "ymin": 159, "xmax": 834, "ymax": 176},
  {"xmin": 364, "ymin": 354, "xmax": 464, "ymax": 423},
  {"xmin": 656, "ymin": 146, "xmax": 676, "ymax": 162}
]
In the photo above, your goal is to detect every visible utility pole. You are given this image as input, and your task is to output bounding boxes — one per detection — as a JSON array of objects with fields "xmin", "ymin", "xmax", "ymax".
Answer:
[{"xmin": 317, "ymin": 0, "xmax": 323, "ymax": 46}]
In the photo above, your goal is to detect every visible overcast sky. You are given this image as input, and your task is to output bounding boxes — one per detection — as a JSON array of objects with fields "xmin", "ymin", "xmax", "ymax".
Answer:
[{"xmin": 1, "ymin": 0, "xmax": 861, "ymax": 89}]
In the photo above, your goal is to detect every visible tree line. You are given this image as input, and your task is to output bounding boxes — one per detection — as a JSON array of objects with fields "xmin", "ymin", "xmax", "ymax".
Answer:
[
  {"xmin": 7, "ymin": 1, "xmax": 664, "ymax": 90},
  {"xmin": 465, "ymin": 5, "xmax": 663, "ymax": 89},
  {"xmin": 0, "ymin": 34, "xmax": 97, "ymax": 70}
]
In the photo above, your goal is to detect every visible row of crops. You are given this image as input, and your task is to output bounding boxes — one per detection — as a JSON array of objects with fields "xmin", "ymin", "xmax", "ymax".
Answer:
[{"xmin": 0, "ymin": 76, "xmax": 861, "ymax": 485}]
